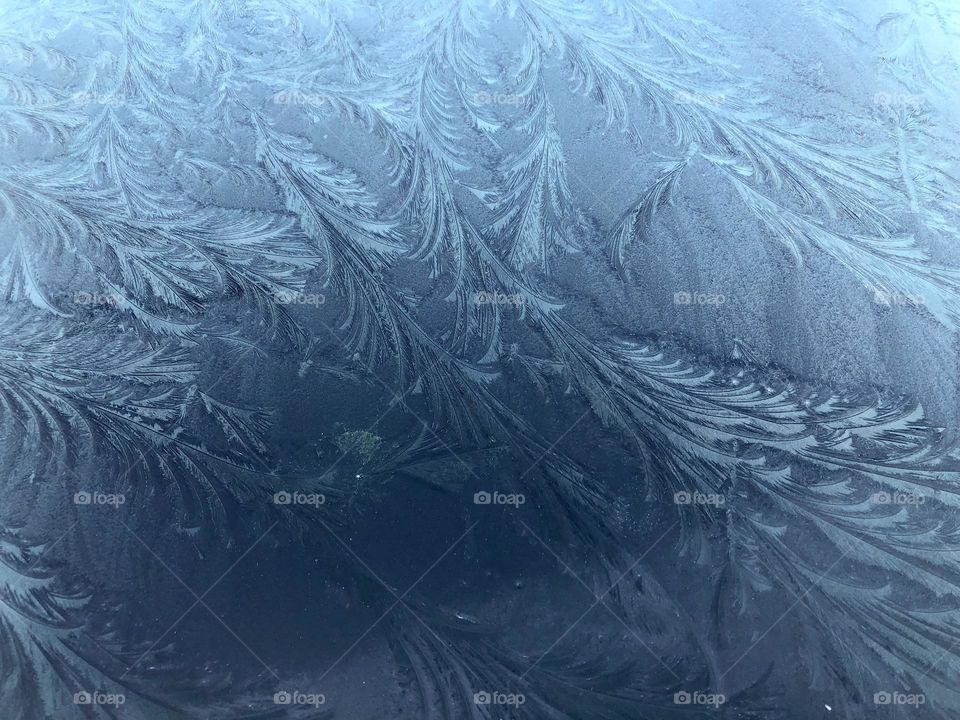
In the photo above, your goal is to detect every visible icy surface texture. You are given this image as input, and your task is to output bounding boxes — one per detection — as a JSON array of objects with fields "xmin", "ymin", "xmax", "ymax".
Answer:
[{"xmin": 1, "ymin": 0, "xmax": 960, "ymax": 718}]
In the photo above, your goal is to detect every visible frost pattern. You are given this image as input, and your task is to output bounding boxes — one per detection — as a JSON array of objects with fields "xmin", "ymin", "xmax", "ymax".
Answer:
[{"xmin": 1, "ymin": 0, "xmax": 959, "ymax": 718}]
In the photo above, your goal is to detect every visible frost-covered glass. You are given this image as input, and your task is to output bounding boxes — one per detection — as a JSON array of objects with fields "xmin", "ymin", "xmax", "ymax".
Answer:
[{"xmin": 1, "ymin": 0, "xmax": 959, "ymax": 718}]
